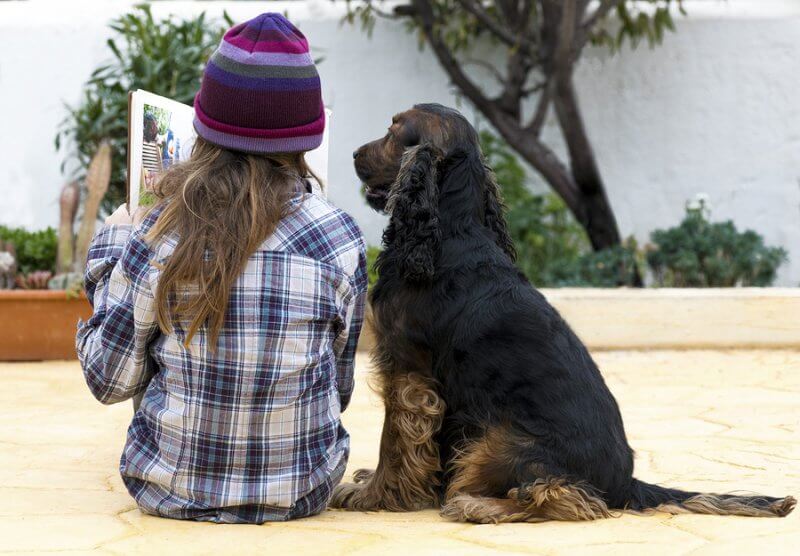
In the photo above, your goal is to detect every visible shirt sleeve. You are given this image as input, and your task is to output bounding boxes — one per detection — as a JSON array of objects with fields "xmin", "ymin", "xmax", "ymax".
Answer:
[
  {"xmin": 333, "ymin": 238, "xmax": 368, "ymax": 412},
  {"xmin": 76, "ymin": 224, "xmax": 159, "ymax": 405}
]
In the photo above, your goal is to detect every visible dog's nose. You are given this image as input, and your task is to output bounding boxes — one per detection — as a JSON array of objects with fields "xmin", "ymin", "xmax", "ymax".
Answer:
[{"xmin": 352, "ymin": 150, "xmax": 360, "ymax": 160}]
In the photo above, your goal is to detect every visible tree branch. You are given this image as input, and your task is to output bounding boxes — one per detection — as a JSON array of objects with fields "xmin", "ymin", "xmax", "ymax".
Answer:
[
  {"xmin": 553, "ymin": 0, "xmax": 578, "ymax": 77},
  {"xmin": 552, "ymin": 71, "xmax": 622, "ymax": 248},
  {"xmin": 370, "ymin": 0, "xmax": 625, "ymax": 256},
  {"xmin": 524, "ymin": 88, "xmax": 550, "ymax": 136},
  {"xmin": 496, "ymin": 47, "xmax": 533, "ymax": 119},
  {"xmin": 456, "ymin": 0, "xmax": 531, "ymax": 52},
  {"xmin": 493, "ymin": 0, "xmax": 517, "ymax": 25},
  {"xmin": 411, "ymin": 0, "xmax": 502, "ymax": 121},
  {"xmin": 521, "ymin": 81, "xmax": 546, "ymax": 97},
  {"xmin": 577, "ymin": 0, "xmax": 593, "ymax": 16},
  {"xmin": 583, "ymin": 0, "xmax": 621, "ymax": 29},
  {"xmin": 370, "ymin": 4, "xmax": 401, "ymax": 19},
  {"xmin": 463, "ymin": 57, "xmax": 507, "ymax": 86},
  {"xmin": 411, "ymin": 0, "xmax": 583, "ymax": 214},
  {"xmin": 577, "ymin": 0, "xmax": 622, "ymax": 51}
]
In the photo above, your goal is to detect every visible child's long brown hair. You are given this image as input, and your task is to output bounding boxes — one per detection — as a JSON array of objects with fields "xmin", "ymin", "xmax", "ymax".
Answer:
[{"xmin": 146, "ymin": 137, "xmax": 315, "ymax": 346}]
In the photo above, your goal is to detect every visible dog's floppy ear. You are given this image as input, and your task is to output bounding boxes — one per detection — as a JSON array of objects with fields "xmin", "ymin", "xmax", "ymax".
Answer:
[
  {"xmin": 383, "ymin": 144, "xmax": 443, "ymax": 282},
  {"xmin": 483, "ymin": 164, "xmax": 517, "ymax": 262}
]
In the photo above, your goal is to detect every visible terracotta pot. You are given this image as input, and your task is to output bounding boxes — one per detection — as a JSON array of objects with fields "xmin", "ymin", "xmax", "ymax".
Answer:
[{"xmin": 0, "ymin": 290, "xmax": 92, "ymax": 361}]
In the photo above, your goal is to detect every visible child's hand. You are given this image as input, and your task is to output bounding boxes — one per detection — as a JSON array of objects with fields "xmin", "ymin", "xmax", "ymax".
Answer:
[
  {"xmin": 132, "ymin": 207, "xmax": 148, "ymax": 226},
  {"xmin": 105, "ymin": 204, "xmax": 133, "ymax": 226}
]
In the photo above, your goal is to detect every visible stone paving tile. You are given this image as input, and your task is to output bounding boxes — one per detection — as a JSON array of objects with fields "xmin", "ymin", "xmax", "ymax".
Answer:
[{"xmin": 0, "ymin": 351, "xmax": 797, "ymax": 555}]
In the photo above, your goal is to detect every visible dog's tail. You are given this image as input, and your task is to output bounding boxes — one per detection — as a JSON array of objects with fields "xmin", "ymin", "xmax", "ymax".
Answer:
[{"xmin": 627, "ymin": 478, "xmax": 796, "ymax": 517}]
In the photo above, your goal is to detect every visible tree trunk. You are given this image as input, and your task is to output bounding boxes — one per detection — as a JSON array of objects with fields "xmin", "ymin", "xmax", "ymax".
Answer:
[
  {"xmin": 495, "ymin": 85, "xmax": 644, "ymax": 286},
  {"xmin": 410, "ymin": 0, "xmax": 641, "ymax": 284},
  {"xmin": 490, "ymin": 108, "xmax": 622, "ymax": 252},
  {"xmin": 551, "ymin": 76, "xmax": 622, "ymax": 251}
]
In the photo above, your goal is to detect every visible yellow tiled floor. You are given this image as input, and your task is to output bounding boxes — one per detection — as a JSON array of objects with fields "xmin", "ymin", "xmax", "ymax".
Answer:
[{"xmin": 1, "ymin": 351, "xmax": 798, "ymax": 554}]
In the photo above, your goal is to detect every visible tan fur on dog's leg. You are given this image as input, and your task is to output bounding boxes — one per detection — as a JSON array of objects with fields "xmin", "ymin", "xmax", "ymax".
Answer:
[
  {"xmin": 441, "ymin": 427, "xmax": 613, "ymax": 523},
  {"xmin": 330, "ymin": 373, "xmax": 445, "ymax": 511},
  {"xmin": 510, "ymin": 477, "xmax": 614, "ymax": 521},
  {"xmin": 441, "ymin": 494, "xmax": 537, "ymax": 524}
]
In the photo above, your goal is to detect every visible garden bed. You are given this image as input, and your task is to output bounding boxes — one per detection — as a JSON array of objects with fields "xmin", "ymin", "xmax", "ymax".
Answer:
[{"xmin": 0, "ymin": 290, "xmax": 91, "ymax": 361}]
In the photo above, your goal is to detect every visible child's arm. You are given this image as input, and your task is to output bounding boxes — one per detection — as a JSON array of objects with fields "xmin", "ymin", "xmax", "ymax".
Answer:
[
  {"xmin": 76, "ymin": 224, "xmax": 159, "ymax": 405},
  {"xmin": 333, "ymin": 240, "xmax": 368, "ymax": 411}
]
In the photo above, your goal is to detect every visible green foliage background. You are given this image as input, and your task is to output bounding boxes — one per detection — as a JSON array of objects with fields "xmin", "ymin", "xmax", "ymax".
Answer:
[
  {"xmin": 0, "ymin": 226, "xmax": 58, "ymax": 275},
  {"xmin": 55, "ymin": 3, "xmax": 231, "ymax": 214},
  {"xmin": 482, "ymin": 131, "xmax": 641, "ymax": 287},
  {"xmin": 647, "ymin": 203, "xmax": 787, "ymax": 287},
  {"xmin": 347, "ymin": 0, "xmax": 686, "ymax": 54},
  {"xmin": 480, "ymin": 131, "xmax": 587, "ymax": 285},
  {"xmin": 365, "ymin": 134, "xmax": 784, "ymax": 289},
  {"xmin": 366, "ymin": 246, "xmax": 382, "ymax": 290}
]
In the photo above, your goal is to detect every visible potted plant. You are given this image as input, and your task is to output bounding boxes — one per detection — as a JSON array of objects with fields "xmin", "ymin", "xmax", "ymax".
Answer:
[
  {"xmin": 0, "ymin": 221, "xmax": 90, "ymax": 360},
  {"xmin": 0, "ymin": 288, "xmax": 92, "ymax": 361}
]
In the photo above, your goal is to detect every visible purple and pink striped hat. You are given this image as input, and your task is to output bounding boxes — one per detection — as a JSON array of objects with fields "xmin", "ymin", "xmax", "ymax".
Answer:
[{"xmin": 193, "ymin": 13, "xmax": 324, "ymax": 154}]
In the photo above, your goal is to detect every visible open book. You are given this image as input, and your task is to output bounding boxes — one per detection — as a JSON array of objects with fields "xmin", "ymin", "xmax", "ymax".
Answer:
[{"xmin": 127, "ymin": 90, "xmax": 331, "ymax": 212}]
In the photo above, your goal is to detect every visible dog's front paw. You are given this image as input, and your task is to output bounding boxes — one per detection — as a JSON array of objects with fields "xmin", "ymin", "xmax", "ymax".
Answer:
[
  {"xmin": 330, "ymin": 482, "xmax": 371, "ymax": 510},
  {"xmin": 352, "ymin": 468, "xmax": 375, "ymax": 484}
]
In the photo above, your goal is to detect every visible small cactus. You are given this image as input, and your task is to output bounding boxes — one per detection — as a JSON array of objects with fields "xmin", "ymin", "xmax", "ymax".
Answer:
[
  {"xmin": 51, "ymin": 141, "xmax": 113, "ymax": 292},
  {"xmin": 48, "ymin": 272, "xmax": 83, "ymax": 292},
  {"xmin": 47, "ymin": 272, "xmax": 83, "ymax": 299},
  {"xmin": 15, "ymin": 270, "xmax": 53, "ymax": 290},
  {"xmin": 57, "ymin": 180, "xmax": 80, "ymax": 274},
  {"xmin": 75, "ymin": 141, "xmax": 112, "ymax": 272}
]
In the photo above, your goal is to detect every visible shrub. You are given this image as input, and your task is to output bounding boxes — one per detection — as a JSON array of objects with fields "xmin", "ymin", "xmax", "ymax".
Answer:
[
  {"xmin": 482, "ymin": 132, "xmax": 643, "ymax": 287},
  {"xmin": 366, "ymin": 245, "xmax": 381, "ymax": 290},
  {"xmin": 647, "ymin": 199, "xmax": 787, "ymax": 287},
  {"xmin": 479, "ymin": 132, "xmax": 594, "ymax": 286},
  {"xmin": 55, "ymin": 4, "xmax": 231, "ymax": 213},
  {"xmin": 0, "ymin": 226, "xmax": 58, "ymax": 275},
  {"xmin": 553, "ymin": 238, "xmax": 642, "ymax": 287}
]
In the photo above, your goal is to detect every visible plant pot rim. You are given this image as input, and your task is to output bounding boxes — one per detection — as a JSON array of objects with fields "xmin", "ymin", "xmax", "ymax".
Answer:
[{"xmin": 0, "ymin": 289, "xmax": 86, "ymax": 301}]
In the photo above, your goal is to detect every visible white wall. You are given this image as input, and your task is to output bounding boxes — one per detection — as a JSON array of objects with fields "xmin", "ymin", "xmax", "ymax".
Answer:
[{"xmin": 1, "ymin": 0, "xmax": 798, "ymax": 285}]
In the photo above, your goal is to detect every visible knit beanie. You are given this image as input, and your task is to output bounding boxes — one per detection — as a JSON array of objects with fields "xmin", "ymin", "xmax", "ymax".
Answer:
[{"xmin": 193, "ymin": 13, "xmax": 324, "ymax": 154}]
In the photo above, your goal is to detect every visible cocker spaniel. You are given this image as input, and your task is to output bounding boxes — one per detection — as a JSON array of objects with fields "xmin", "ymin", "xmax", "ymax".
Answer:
[{"xmin": 330, "ymin": 103, "xmax": 795, "ymax": 522}]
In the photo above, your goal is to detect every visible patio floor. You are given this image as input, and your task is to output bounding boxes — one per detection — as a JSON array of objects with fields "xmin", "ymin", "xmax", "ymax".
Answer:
[{"xmin": 1, "ymin": 350, "xmax": 798, "ymax": 555}]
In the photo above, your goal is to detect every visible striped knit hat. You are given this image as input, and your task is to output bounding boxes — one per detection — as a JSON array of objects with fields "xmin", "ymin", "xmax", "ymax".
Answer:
[{"xmin": 193, "ymin": 13, "xmax": 324, "ymax": 154}]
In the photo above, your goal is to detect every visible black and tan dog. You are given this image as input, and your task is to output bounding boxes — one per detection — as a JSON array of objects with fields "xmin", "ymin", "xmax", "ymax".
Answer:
[{"xmin": 329, "ymin": 103, "xmax": 796, "ymax": 523}]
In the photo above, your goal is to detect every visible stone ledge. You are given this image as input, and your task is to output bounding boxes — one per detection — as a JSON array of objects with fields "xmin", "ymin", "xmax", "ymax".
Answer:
[{"xmin": 357, "ymin": 288, "xmax": 800, "ymax": 351}]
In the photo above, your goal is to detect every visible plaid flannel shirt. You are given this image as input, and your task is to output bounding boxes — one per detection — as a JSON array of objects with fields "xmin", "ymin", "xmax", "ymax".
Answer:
[{"xmin": 76, "ymin": 188, "xmax": 367, "ymax": 524}]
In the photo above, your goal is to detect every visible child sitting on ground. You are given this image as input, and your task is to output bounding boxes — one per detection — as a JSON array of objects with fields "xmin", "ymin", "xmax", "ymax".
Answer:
[{"xmin": 76, "ymin": 13, "xmax": 367, "ymax": 524}]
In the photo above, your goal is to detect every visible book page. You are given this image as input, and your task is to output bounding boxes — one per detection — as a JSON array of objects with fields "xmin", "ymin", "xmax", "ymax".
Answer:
[{"xmin": 127, "ymin": 90, "xmax": 196, "ymax": 213}]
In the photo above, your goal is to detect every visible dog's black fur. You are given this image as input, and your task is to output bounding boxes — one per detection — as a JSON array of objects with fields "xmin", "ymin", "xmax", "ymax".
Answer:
[{"xmin": 330, "ymin": 103, "xmax": 795, "ymax": 522}]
